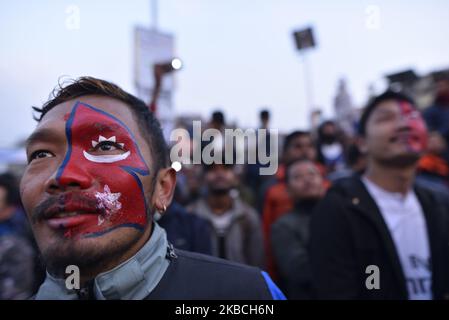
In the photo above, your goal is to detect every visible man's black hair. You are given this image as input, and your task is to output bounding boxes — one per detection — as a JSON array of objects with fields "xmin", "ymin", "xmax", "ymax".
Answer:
[
  {"xmin": 211, "ymin": 111, "xmax": 225, "ymax": 126},
  {"xmin": 358, "ymin": 90, "xmax": 416, "ymax": 136},
  {"xmin": 284, "ymin": 157, "xmax": 318, "ymax": 184},
  {"xmin": 317, "ymin": 120, "xmax": 336, "ymax": 134},
  {"xmin": 202, "ymin": 150, "xmax": 236, "ymax": 172},
  {"xmin": 283, "ymin": 130, "xmax": 311, "ymax": 153},
  {"xmin": 32, "ymin": 76, "xmax": 168, "ymax": 173},
  {"xmin": 260, "ymin": 109, "xmax": 270, "ymax": 121}
]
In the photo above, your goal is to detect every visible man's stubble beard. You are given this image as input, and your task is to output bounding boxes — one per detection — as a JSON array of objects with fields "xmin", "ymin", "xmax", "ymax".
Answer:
[
  {"xmin": 34, "ymin": 175, "xmax": 157, "ymax": 279},
  {"xmin": 374, "ymin": 151, "xmax": 421, "ymax": 169},
  {"xmin": 208, "ymin": 186, "xmax": 232, "ymax": 196},
  {"xmin": 40, "ymin": 228, "xmax": 144, "ymax": 278}
]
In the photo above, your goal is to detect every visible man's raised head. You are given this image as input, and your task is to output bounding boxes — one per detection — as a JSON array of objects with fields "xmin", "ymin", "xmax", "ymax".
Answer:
[{"xmin": 21, "ymin": 76, "xmax": 176, "ymax": 280}]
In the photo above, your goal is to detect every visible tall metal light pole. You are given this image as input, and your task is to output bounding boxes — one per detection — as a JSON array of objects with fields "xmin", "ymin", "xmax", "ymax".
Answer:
[
  {"xmin": 301, "ymin": 51, "xmax": 314, "ymax": 119},
  {"xmin": 151, "ymin": 0, "xmax": 158, "ymax": 30},
  {"xmin": 292, "ymin": 27, "xmax": 317, "ymax": 128}
]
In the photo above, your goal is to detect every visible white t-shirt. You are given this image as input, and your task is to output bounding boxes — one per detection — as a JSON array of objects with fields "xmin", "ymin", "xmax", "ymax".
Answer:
[{"xmin": 362, "ymin": 176, "xmax": 433, "ymax": 300}]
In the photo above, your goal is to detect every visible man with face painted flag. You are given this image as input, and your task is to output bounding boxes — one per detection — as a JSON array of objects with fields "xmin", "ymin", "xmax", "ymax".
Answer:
[
  {"xmin": 309, "ymin": 91, "xmax": 449, "ymax": 300},
  {"xmin": 21, "ymin": 77, "xmax": 285, "ymax": 300}
]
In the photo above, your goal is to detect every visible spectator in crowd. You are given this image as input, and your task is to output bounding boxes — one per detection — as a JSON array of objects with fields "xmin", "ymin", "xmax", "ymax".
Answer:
[
  {"xmin": 200, "ymin": 110, "xmax": 228, "ymax": 157},
  {"xmin": 22, "ymin": 77, "xmax": 284, "ymax": 300},
  {"xmin": 310, "ymin": 91, "xmax": 449, "ymax": 299},
  {"xmin": 188, "ymin": 160, "xmax": 265, "ymax": 268},
  {"xmin": 261, "ymin": 130, "xmax": 323, "ymax": 278},
  {"xmin": 316, "ymin": 120, "xmax": 347, "ymax": 173},
  {"xmin": 416, "ymin": 131, "xmax": 449, "ymax": 194},
  {"xmin": 0, "ymin": 173, "xmax": 35, "ymax": 299},
  {"xmin": 260, "ymin": 109, "xmax": 270, "ymax": 130},
  {"xmin": 245, "ymin": 109, "xmax": 273, "ymax": 199},
  {"xmin": 271, "ymin": 159, "xmax": 325, "ymax": 299},
  {"xmin": 423, "ymin": 72, "xmax": 449, "ymax": 150},
  {"xmin": 210, "ymin": 110, "xmax": 226, "ymax": 131}
]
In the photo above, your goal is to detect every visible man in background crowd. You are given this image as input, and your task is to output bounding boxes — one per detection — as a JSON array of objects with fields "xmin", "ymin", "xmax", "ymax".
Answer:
[
  {"xmin": 188, "ymin": 161, "xmax": 265, "ymax": 268},
  {"xmin": 271, "ymin": 159, "xmax": 325, "ymax": 299},
  {"xmin": 262, "ymin": 131, "xmax": 323, "ymax": 278},
  {"xmin": 310, "ymin": 91, "xmax": 449, "ymax": 299},
  {"xmin": 0, "ymin": 173, "xmax": 35, "ymax": 299}
]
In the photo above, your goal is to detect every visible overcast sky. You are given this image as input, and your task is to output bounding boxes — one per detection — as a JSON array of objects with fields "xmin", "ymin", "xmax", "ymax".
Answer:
[{"xmin": 1, "ymin": 0, "xmax": 449, "ymax": 148}]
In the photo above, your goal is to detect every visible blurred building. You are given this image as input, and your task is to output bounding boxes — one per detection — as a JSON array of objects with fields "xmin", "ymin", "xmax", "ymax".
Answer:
[
  {"xmin": 334, "ymin": 78, "xmax": 356, "ymax": 136},
  {"xmin": 385, "ymin": 68, "xmax": 449, "ymax": 110},
  {"xmin": 134, "ymin": 26, "xmax": 178, "ymax": 139}
]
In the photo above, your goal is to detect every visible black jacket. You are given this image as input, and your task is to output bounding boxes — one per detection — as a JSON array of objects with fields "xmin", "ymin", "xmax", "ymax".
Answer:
[
  {"xmin": 145, "ymin": 249, "xmax": 278, "ymax": 300},
  {"xmin": 271, "ymin": 201, "xmax": 316, "ymax": 299},
  {"xmin": 158, "ymin": 202, "xmax": 212, "ymax": 255},
  {"xmin": 309, "ymin": 176, "xmax": 449, "ymax": 300}
]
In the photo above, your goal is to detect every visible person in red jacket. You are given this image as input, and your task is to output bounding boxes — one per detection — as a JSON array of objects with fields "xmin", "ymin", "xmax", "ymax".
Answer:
[
  {"xmin": 262, "ymin": 131, "xmax": 325, "ymax": 279},
  {"xmin": 417, "ymin": 131, "xmax": 449, "ymax": 192}
]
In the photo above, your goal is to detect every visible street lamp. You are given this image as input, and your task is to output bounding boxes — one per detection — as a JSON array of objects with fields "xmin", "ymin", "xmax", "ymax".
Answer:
[{"xmin": 292, "ymin": 26, "xmax": 317, "ymax": 128}]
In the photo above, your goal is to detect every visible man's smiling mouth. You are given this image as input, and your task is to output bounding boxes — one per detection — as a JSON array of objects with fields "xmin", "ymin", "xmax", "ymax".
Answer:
[
  {"xmin": 52, "ymin": 211, "xmax": 80, "ymax": 218},
  {"xmin": 37, "ymin": 186, "xmax": 123, "ymax": 232},
  {"xmin": 46, "ymin": 212, "xmax": 100, "ymax": 230},
  {"xmin": 389, "ymin": 133, "xmax": 420, "ymax": 143},
  {"xmin": 35, "ymin": 192, "xmax": 105, "ymax": 228}
]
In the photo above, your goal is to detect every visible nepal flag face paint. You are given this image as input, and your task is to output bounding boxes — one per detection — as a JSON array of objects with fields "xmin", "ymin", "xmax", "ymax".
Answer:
[
  {"xmin": 53, "ymin": 101, "xmax": 150, "ymax": 238},
  {"xmin": 397, "ymin": 101, "xmax": 428, "ymax": 153}
]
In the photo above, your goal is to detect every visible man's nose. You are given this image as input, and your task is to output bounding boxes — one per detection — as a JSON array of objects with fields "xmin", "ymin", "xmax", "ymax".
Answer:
[
  {"xmin": 397, "ymin": 114, "xmax": 413, "ymax": 131},
  {"xmin": 44, "ymin": 162, "xmax": 93, "ymax": 194}
]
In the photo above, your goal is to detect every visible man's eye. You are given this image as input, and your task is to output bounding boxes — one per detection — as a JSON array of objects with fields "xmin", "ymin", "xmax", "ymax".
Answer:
[
  {"xmin": 94, "ymin": 141, "xmax": 123, "ymax": 152},
  {"xmin": 376, "ymin": 113, "xmax": 396, "ymax": 122},
  {"xmin": 29, "ymin": 150, "xmax": 53, "ymax": 163}
]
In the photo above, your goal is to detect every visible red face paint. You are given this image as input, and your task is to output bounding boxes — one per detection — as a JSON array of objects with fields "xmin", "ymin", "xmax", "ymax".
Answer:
[
  {"xmin": 52, "ymin": 102, "xmax": 150, "ymax": 238},
  {"xmin": 398, "ymin": 101, "xmax": 428, "ymax": 153}
]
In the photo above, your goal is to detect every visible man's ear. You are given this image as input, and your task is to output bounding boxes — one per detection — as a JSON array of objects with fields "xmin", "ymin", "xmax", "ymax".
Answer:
[{"xmin": 151, "ymin": 167, "xmax": 177, "ymax": 212}]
